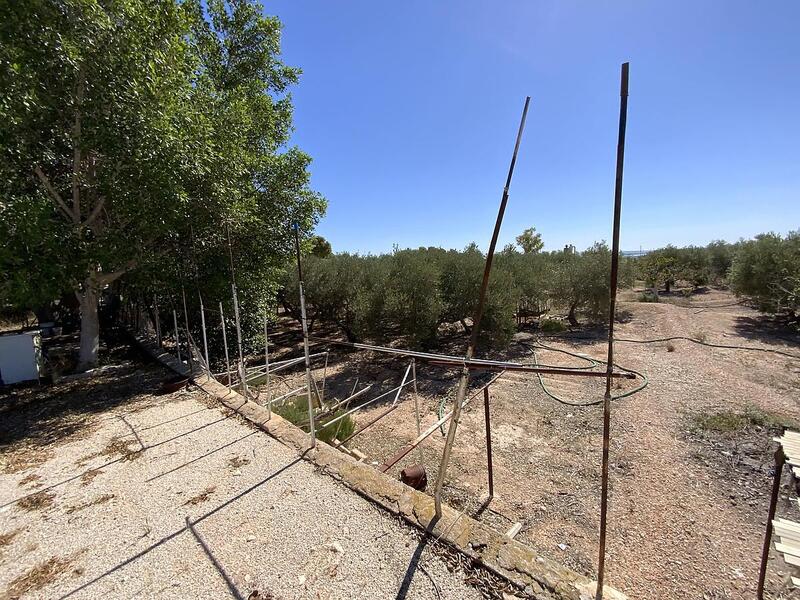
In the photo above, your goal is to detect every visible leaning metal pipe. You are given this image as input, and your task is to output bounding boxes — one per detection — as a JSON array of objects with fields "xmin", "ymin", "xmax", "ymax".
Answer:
[
  {"xmin": 434, "ymin": 97, "xmax": 530, "ymax": 519},
  {"xmin": 380, "ymin": 372, "xmax": 504, "ymax": 473},
  {"xmin": 596, "ymin": 62, "xmax": 630, "ymax": 600}
]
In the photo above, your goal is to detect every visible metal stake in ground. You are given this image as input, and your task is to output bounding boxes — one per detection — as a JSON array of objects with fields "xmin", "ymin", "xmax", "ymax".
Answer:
[
  {"xmin": 173, "ymin": 308, "xmax": 181, "ymax": 364},
  {"xmin": 199, "ymin": 294, "xmax": 210, "ymax": 375},
  {"xmin": 220, "ymin": 302, "xmax": 231, "ymax": 392},
  {"xmin": 264, "ymin": 312, "xmax": 272, "ymax": 418},
  {"xmin": 756, "ymin": 443, "xmax": 786, "ymax": 600},
  {"xmin": 596, "ymin": 61, "xmax": 629, "ymax": 600},
  {"xmin": 433, "ymin": 96, "xmax": 530, "ymax": 519},
  {"xmin": 154, "ymin": 295, "xmax": 162, "ymax": 347},
  {"xmin": 181, "ymin": 286, "xmax": 194, "ymax": 377},
  {"xmin": 294, "ymin": 223, "xmax": 316, "ymax": 447},
  {"xmin": 231, "ymin": 283, "xmax": 247, "ymax": 398},
  {"xmin": 483, "ymin": 386, "xmax": 494, "ymax": 499}
]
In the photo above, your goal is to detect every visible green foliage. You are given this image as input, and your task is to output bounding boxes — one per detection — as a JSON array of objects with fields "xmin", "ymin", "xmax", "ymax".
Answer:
[
  {"xmin": 289, "ymin": 240, "xmax": 633, "ymax": 348},
  {"xmin": 540, "ymin": 319, "xmax": 566, "ymax": 333},
  {"xmin": 729, "ymin": 231, "xmax": 800, "ymax": 318},
  {"xmin": 692, "ymin": 406, "xmax": 798, "ymax": 434},
  {"xmin": 274, "ymin": 397, "xmax": 355, "ymax": 444},
  {"xmin": 310, "ymin": 236, "xmax": 332, "ymax": 258},
  {"xmin": 515, "ymin": 227, "xmax": 544, "ymax": 254},
  {"xmin": 0, "ymin": 0, "xmax": 325, "ymax": 366}
]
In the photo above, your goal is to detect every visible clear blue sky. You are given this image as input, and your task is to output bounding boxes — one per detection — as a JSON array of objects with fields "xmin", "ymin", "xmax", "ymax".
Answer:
[{"xmin": 267, "ymin": 0, "xmax": 800, "ymax": 254}]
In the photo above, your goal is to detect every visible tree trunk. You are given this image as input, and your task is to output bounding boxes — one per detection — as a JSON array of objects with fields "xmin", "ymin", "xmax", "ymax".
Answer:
[
  {"xmin": 567, "ymin": 303, "xmax": 579, "ymax": 327},
  {"xmin": 664, "ymin": 280, "xmax": 672, "ymax": 294},
  {"xmin": 77, "ymin": 279, "xmax": 100, "ymax": 370}
]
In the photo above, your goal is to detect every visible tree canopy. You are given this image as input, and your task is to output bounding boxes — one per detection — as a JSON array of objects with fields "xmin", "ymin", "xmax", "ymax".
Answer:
[{"xmin": 0, "ymin": 0, "xmax": 325, "ymax": 367}]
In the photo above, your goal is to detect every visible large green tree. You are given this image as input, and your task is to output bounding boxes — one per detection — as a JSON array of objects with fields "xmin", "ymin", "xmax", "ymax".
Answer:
[{"xmin": 0, "ymin": 0, "xmax": 324, "ymax": 368}]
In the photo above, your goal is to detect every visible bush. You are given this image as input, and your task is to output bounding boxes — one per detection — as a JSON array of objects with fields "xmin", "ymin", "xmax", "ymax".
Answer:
[
  {"xmin": 638, "ymin": 291, "xmax": 659, "ymax": 303},
  {"xmin": 274, "ymin": 397, "xmax": 356, "ymax": 444},
  {"xmin": 729, "ymin": 231, "xmax": 800, "ymax": 319},
  {"xmin": 540, "ymin": 319, "xmax": 566, "ymax": 333}
]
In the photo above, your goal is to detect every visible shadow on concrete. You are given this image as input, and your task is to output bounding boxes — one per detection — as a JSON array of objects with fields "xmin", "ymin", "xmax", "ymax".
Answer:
[{"xmin": 57, "ymin": 456, "xmax": 302, "ymax": 599}]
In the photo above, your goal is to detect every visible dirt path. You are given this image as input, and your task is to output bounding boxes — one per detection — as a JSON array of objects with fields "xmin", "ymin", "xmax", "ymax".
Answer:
[
  {"xmin": 306, "ymin": 290, "xmax": 800, "ymax": 599},
  {"xmin": 0, "ymin": 366, "xmax": 492, "ymax": 599}
]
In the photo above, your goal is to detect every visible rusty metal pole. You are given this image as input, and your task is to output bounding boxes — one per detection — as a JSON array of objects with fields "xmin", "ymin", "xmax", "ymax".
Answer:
[
  {"xmin": 757, "ymin": 444, "xmax": 785, "ymax": 600},
  {"xmin": 199, "ymin": 294, "xmax": 210, "ymax": 375},
  {"xmin": 596, "ymin": 61, "xmax": 629, "ymax": 600},
  {"xmin": 264, "ymin": 312, "xmax": 272, "ymax": 418},
  {"xmin": 433, "ymin": 96, "xmax": 530, "ymax": 519},
  {"xmin": 294, "ymin": 223, "xmax": 316, "ymax": 447},
  {"xmin": 154, "ymin": 296, "xmax": 162, "ymax": 347},
  {"xmin": 483, "ymin": 386, "xmax": 494, "ymax": 499},
  {"xmin": 181, "ymin": 286, "xmax": 194, "ymax": 377},
  {"xmin": 219, "ymin": 302, "xmax": 231, "ymax": 392}
]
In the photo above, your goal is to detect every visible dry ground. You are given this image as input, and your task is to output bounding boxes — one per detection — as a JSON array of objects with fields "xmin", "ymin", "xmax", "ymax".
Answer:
[
  {"xmin": 265, "ymin": 288, "xmax": 800, "ymax": 599},
  {"xmin": 0, "ymin": 361, "xmax": 502, "ymax": 599}
]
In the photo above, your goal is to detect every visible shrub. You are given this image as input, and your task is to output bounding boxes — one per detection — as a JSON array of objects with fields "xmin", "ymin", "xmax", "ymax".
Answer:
[
  {"xmin": 274, "ymin": 397, "xmax": 356, "ymax": 444},
  {"xmin": 638, "ymin": 291, "xmax": 659, "ymax": 303},
  {"xmin": 540, "ymin": 319, "xmax": 566, "ymax": 333}
]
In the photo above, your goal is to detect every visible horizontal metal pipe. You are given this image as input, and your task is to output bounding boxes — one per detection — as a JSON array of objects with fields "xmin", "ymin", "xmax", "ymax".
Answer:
[
  {"xmin": 312, "ymin": 336, "xmax": 634, "ymax": 378},
  {"xmin": 428, "ymin": 359, "xmax": 635, "ymax": 378},
  {"xmin": 272, "ymin": 385, "xmax": 307, "ymax": 405},
  {"xmin": 339, "ymin": 404, "xmax": 400, "ymax": 445},
  {"xmin": 318, "ymin": 379, "xmax": 416, "ymax": 431},
  {"xmin": 319, "ymin": 384, "xmax": 374, "ymax": 417},
  {"xmin": 379, "ymin": 372, "xmax": 504, "ymax": 472}
]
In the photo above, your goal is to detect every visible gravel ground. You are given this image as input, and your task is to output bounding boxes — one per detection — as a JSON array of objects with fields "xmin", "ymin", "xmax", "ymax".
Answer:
[{"xmin": 0, "ymin": 365, "xmax": 490, "ymax": 600}]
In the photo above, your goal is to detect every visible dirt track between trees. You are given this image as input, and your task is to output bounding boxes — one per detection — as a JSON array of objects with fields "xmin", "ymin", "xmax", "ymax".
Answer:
[{"xmin": 269, "ymin": 289, "xmax": 800, "ymax": 600}]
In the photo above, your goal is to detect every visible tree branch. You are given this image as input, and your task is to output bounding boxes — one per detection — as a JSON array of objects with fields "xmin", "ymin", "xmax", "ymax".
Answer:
[
  {"xmin": 96, "ymin": 259, "xmax": 138, "ymax": 285},
  {"xmin": 82, "ymin": 195, "xmax": 106, "ymax": 228},
  {"xmin": 34, "ymin": 165, "xmax": 77, "ymax": 223},
  {"xmin": 72, "ymin": 65, "xmax": 86, "ymax": 220}
]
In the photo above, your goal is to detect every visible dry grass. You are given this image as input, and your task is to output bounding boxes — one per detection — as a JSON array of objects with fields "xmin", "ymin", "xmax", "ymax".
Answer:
[
  {"xmin": 184, "ymin": 486, "xmax": 216, "ymax": 506},
  {"xmin": 78, "ymin": 438, "xmax": 142, "ymax": 466},
  {"xmin": 80, "ymin": 468, "xmax": 103, "ymax": 486},
  {"xmin": 0, "ymin": 528, "xmax": 22, "ymax": 548},
  {"xmin": 0, "ymin": 556, "xmax": 73, "ymax": 600},
  {"xmin": 16, "ymin": 491, "xmax": 55, "ymax": 512},
  {"xmin": 228, "ymin": 455, "xmax": 250, "ymax": 469},
  {"xmin": 692, "ymin": 406, "xmax": 799, "ymax": 435},
  {"xmin": 65, "ymin": 494, "xmax": 115, "ymax": 515},
  {"xmin": 18, "ymin": 473, "xmax": 42, "ymax": 487}
]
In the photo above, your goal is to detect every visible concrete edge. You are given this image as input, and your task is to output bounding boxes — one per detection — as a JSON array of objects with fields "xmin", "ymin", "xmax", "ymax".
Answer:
[{"xmin": 136, "ymin": 335, "xmax": 626, "ymax": 600}]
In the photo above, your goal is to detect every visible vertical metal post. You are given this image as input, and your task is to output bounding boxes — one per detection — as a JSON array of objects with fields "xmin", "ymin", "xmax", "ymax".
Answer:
[
  {"xmin": 596, "ymin": 61, "xmax": 630, "ymax": 600},
  {"xmin": 483, "ymin": 386, "xmax": 494, "ymax": 499},
  {"xmin": 294, "ymin": 223, "xmax": 316, "ymax": 447},
  {"xmin": 411, "ymin": 359, "xmax": 424, "ymax": 464},
  {"xmin": 433, "ymin": 96, "xmax": 530, "ymax": 519},
  {"xmin": 220, "ymin": 302, "xmax": 231, "ymax": 392},
  {"xmin": 181, "ymin": 287, "xmax": 193, "ymax": 376},
  {"xmin": 173, "ymin": 308, "xmax": 181, "ymax": 364},
  {"xmin": 199, "ymin": 295, "xmax": 209, "ymax": 375},
  {"xmin": 320, "ymin": 351, "xmax": 329, "ymax": 406},
  {"xmin": 757, "ymin": 444, "xmax": 785, "ymax": 600},
  {"xmin": 231, "ymin": 284, "xmax": 247, "ymax": 398},
  {"xmin": 264, "ymin": 313, "xmax": 272, "ymax": 418},
  {"xmin": 154, "ymin": 296, "xmax": 162, "ymax": 347}
]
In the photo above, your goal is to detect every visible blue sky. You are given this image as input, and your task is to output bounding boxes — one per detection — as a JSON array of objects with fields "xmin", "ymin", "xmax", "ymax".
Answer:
[{"xmin": 268, "ymin": 1, "xmax": 800, "ymax": 254}]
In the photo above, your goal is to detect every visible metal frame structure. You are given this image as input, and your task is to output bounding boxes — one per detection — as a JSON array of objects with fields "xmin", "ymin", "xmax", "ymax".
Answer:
[{"xmin": 121, "ymin": 64, "xmax": 634, "ymax": 597}]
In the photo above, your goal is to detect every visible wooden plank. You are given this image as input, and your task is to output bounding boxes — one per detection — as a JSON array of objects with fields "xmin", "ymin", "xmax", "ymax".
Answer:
[
  {"xmin": 775, "ymin": 542, "xmax": 800, "ymax": 558},
  {"xmin": 791, "ymin": 575, "xmax": 800, "ymax": 588}
]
